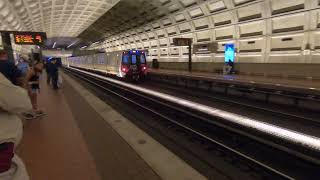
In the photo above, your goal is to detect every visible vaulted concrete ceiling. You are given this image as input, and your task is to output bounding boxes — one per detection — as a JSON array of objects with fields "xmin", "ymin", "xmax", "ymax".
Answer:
[
  {"xmin": 79, "ymin": 0, "xmax": 211, "ymax": 43},
  {"xmin": 0, "ymin": 0, "xmax": 120, "ymax": 37}
]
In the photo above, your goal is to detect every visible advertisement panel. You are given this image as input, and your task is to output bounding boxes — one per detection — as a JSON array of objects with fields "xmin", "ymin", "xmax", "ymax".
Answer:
[{"xmin": 224, "ymin": 44, "xmax": 235, "ymax": 63}]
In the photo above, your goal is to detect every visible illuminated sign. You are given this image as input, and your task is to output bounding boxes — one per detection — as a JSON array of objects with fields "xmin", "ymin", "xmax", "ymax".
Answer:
[
  {"xmin": 224, "ymin": 44, "xmax": 235, "ymax": 63},
  {"xmin": 173, "ymin": 38, "xmax": 192, "ymax": 46},
  {"xmin": 13, "ymin": 32, "xmax": 46, "ymax": 45},
  {"xmin": 193, "ymin": 42, "xmax": 218, "ymax": 54}
]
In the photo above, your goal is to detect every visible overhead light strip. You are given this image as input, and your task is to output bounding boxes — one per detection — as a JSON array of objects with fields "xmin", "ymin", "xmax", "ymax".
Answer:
[{"xmin": 67, "ymin": 40, "xmax": 79, "ymax": 48}]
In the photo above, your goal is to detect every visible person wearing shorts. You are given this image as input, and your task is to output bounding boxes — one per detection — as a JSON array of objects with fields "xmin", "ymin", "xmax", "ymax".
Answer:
[{"xmin": 23, "ymin": 61, "xmax": 45, "ymax": 120}]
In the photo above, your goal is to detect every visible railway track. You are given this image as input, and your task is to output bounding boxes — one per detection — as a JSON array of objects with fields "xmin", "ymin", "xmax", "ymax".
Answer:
[
  {"xmin": 141, "ymin": 81, "xmax": 320, "ymax": 137},
  {"xmin": 146, "ymin": 75, "xmax": 319, "ymax": 124},
  {"xmin": 65, "ymin": 67, "xmax": 320, "ymax": 180}
]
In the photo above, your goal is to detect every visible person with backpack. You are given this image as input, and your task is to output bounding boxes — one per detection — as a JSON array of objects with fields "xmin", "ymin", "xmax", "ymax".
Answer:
[{"xmin": 16, "ymin": 57, "xmax": 29, "ymax": 77}]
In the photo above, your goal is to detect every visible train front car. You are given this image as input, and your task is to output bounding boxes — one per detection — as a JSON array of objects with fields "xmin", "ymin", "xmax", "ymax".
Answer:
[{"xmin": 120, "ymin": 50, "xmax": 147, "ymax": 81}]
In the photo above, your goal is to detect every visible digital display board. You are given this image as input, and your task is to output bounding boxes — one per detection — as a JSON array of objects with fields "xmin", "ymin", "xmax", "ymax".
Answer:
[
  {"xmin": 193, "ymin": 42, "xmax": 218, "ymax": 54},
  {"xmin": 173, "ymin": 38, "xmax": 192, "ymax": 46},
  {"xmin": 13, "ymin": 32, "xmax": 46, "ymax": 45},
  {"xmin": 224, "ymin": 43, "xmax": 235, "ymax": 63}
]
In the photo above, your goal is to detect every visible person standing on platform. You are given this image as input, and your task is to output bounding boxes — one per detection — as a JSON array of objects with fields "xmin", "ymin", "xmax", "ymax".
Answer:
[
  {"xmin": 0, "ymin": 69, "xmax": 32, "ymax": 180},
  {"xmin": 227, "ymin": 59, "xmax": 234, "ymax": 74},
  {"xmin": 0, "ymin": 50, "xmax": 22, "ymax": 85},
  {"xmin": 23, "ymin": 61, "xmax": 45, "ymax": 119},
  {"xmin": 17, "ymin": 57, "xmax": 29, "ymax": 77},
  {"xmin": 43, "ymin": 59, "xmax": 51, "ymax": 85},
  {"xmin": 48, "ymin": 58, "xmax": 61, "ymax": 89}
]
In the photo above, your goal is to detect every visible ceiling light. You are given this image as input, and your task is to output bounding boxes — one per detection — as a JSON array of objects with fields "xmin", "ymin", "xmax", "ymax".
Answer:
[{"xmin": 67, "ymin": 40, "xmax": 79, "ymax": 48}]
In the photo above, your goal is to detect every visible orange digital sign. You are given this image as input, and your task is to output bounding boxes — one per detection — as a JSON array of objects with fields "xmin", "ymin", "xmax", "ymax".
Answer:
[{"xmin": 13, "ymin": 32, "xmax": 46, "ymax": 45}]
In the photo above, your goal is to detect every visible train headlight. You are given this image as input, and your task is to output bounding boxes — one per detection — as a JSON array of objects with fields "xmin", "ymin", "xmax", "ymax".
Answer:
[
  {"xmin": 121, "ymin": 65, "xmax": 129, "ymax": 73},
  {"xmin": 141, "ymin": 64, "xmax": 147, "ymax": 71}
]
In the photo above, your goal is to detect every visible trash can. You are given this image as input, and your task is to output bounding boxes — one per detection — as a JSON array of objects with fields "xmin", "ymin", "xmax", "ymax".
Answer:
[{"xmin": 152, "ymin": 59, "xmax": 159, "ymax": 69}]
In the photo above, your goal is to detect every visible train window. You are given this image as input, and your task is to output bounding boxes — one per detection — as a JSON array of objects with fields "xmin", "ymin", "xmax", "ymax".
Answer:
[
  {"xmin": 140, "ymin": 54, "xmax": 146, "ymax": 64},
  {"xmin": 122, "ymin": 55, "xmax": 129, "ymax": 64},
  {"xmin": 131, "ymin": 55, "xmax": 137, "ymax": 64}
]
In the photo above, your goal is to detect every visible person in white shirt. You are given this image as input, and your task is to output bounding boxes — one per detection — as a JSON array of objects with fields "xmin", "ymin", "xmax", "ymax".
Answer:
[{"xmin": 0, "ymin": 73, "xmax": 31, "ymax": 180}]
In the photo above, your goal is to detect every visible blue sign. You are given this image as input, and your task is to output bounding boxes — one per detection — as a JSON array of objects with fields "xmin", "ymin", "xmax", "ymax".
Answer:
[{"xmin": 224, "ymin": 44, "xmax": 235, "ymax": 63}]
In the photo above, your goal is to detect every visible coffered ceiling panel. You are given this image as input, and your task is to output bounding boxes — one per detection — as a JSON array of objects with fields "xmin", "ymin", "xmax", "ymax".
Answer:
[{"xmin": 0, "ymin": 0, "xmax": 119, "ymax": 37}]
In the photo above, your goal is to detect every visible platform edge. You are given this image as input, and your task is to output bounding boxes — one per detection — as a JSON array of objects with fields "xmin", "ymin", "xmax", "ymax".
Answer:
[{"xmin": 61, "ymin": 72, "xmax": 207, "ymax": 180}]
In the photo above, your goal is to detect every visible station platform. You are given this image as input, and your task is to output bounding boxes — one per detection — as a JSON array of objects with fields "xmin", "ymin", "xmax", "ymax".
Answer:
[
  {"xmin": 148, "ymin": 69, "xmax": 320, "ymax": 95},
  {"xmin": 15, "ymin": 72, "xmax": 205, "ymax": 180}
]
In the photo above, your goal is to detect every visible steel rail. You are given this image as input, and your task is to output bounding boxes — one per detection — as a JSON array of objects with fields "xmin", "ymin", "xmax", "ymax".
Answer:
[
  {"xmin": 66, "ymin": 67, "xmax": 320, "ymax": 152},
  {"xmin": 64, "ymin": 67, "xmax": 320, "ymax": 179}
]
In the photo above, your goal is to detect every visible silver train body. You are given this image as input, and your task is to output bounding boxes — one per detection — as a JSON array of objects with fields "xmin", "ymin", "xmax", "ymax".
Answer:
[{"xmin": 67, "ymin": 50, "xmax": 148, "ymax": 80}]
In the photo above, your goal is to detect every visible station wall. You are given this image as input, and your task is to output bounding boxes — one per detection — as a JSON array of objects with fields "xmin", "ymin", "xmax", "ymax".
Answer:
[{"xmin": 89, "ymin": 0, "xmax": 320, "ymax": 78}]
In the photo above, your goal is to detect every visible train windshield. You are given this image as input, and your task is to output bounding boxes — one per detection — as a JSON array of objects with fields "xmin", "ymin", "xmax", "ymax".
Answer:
[
  {"xmin": 140, "ymin": 54, "xmax": 146, "ymax": 64},
  {"xmin": 122, "ymin": 54, "xmax": 130, "ymax": 64},
  {"xmin": 123, "ymin": 51, "xmax": 146, "ymax": 65},
  {"xmin": 131, "ymin": 55, "xmax": 137, "ymax": 64}
]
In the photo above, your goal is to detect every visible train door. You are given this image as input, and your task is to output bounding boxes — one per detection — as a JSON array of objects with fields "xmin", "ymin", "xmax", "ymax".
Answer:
[
  {"xmin": 115, "ymin": 52, "xmax": 121, "ymax": 72},
  {"xmin": 139, "ymin": 52, "xmax": 147, "ymax": 73},
  {"xmin": 106, "ymin": 53, "xmax": 112, "ymax": 73},
  {"xmin": 109, "ymin": 53, "xmax": 118, "ymax": 74},
  {"xmin": 120, "ymin": 52, "xmax": 130, "ymax": 75},
  {"xmin": 130, "ymin": 53, "xmax": 139, "ymax": 74},
  {"xmin": 105, "ymin": 53, "xmax": 110, "ymax": 71}
]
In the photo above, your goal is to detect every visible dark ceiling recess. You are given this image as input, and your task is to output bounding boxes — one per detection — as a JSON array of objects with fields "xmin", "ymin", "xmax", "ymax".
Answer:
[
  {"xmin": 42, "ymin": 37, "xmax": 87, "ymax": 50},
  {"xmin": 78, "ymin": 0, "xmax": 173, "ymax": 43}
]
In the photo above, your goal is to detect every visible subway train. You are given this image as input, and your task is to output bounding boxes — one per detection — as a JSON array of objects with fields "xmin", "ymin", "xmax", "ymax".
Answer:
[{"xmin": 67, "ymin": 50, "xmax": 148, "ymax": 80}]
